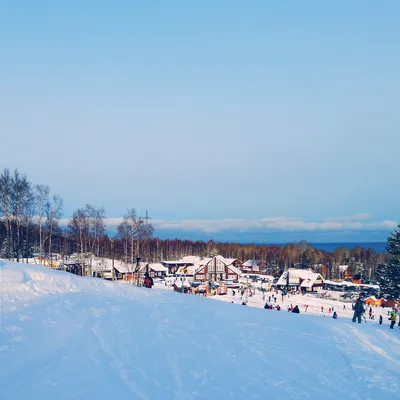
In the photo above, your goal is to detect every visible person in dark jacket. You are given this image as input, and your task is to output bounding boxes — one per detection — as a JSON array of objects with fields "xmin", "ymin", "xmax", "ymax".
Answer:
[
  {"xmin": 292, "ymin": 305, "xmax": 300, "ymax": 314},
  {"xmin": 379, "ymin": 315, "xmax": 383, "ymax": 325},
  {"xmin": 332, "ymin": 311, "xmax": 338, "ymax": 319},
  {"xmin": 352, "ymin": 296, "xmax": 365, "ymax": 323}
]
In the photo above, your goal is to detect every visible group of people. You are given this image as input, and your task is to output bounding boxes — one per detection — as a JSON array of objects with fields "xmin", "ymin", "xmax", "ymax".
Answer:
[
  {"xmin": 263, "ymin": 303, "xmax": 281, "ymax": 311},
  {"xmin": 352, "ymin": 295, "xmax": 398, "ymax": 329}
]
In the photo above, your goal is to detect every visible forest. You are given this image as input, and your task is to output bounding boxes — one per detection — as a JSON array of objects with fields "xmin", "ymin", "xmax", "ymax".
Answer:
[{"xmin": 0, "ymin": 168, "xmax": 391, "ymax": 283}]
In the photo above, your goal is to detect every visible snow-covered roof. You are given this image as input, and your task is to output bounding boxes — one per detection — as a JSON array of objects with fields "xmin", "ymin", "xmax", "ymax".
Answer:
[
  {"xmin": 114, "ymin": 262, "xmax": 145, "ymax": 274},
  {"xmin": 227, "ymin": 264, "xmax": 242, "ymax": 276},
  {"xmin": 193, "ymin": 258, "xmax": 242, "ymax": 276},
  {"xmin": 277, "ymin": 269, "xmax": 323, "ymax": 287},
  {"xmin": 300, "ymin": 277, "xmax": 321, "ymax": 288},
  {"xmin": 181, "ymin": 256, "xmax": 202, "ymax": 263},
  {"xmin": 219, "ymin": 256, "xmax": 240, "ymax": 265},
  {"xmin": 147, "ymin": 263, "xmax": 168, "ymax": 272},
  {"xmin": 243, "ymin": 260, "xmax": 260, "ymax": 267},
  {"xmin": 162, "ymin": 260, "xmax": 195, "ymax": 265},
  {"xmin": 162, "ymin": 256, "xmax": 202, "ymax": 265},
  {"xmin": 324, "ymin": 280, "xmax": 380, "ymax": 289},
  {"xmin": 176, "ymin": 265, "xmax": 196, "ymax": 275}
]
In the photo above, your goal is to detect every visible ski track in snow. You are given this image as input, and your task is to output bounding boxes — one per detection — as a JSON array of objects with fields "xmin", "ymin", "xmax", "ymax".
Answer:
[{"xmin": 1, "ymin": 262, "xmax": 400, "ymax": 400}]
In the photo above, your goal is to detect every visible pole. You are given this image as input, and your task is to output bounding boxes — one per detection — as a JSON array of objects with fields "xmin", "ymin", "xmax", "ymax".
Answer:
[
  {"xmin": 136, "ymin": 257, "xmax": 141, "ymax": 286},
  {"xmin": 111, "ymin": 239, "xmax": 115, "ymax": 281}
]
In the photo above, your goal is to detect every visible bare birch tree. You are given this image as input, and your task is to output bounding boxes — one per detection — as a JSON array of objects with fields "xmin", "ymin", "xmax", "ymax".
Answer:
[
  {"xmin": 0, "ymin": 169, "xmax": 12, "ymax": 259},
  {"xmin": 68, "ymin": 205, "xmax": 105, "ymax": 276},
  {"xmin": 68, "ymin": 208, "xmax": 87, "ymax": 274},
  {"xmin": 85, "ymin": 204, "xmax": 106, "ymax": 275},
  {"xmin": 11, "ymin": 170, "xmax": 32, "ymax": 262},
  {"xmin": 35, "ymin": 185, "xmax": 49, "ymax": 265},
  {"xmin": 23, "ymin": 191, "xmax": 36, "ymax": 263},
  {"xmin": 44, "ymin": 194, "xmax": 63, "ymax": 265},
  {"xmin": 117, "ymin": 208, "xmax": 153, "ymax": 283}
]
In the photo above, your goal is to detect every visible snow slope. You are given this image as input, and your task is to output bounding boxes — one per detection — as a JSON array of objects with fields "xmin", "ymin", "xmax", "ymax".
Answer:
[{"xmin": 1, "ymin": 261, "xmax": 400, "ymax": 400}]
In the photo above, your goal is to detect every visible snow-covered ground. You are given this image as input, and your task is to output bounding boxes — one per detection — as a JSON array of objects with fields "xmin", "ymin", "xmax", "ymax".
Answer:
[
  {"xmin": 154, "ymin": 280, "xmax": 388, "ymax": 323},
  {"xmin": 1, "ymin": 261, "xmax": 400, "ymax": 400}
]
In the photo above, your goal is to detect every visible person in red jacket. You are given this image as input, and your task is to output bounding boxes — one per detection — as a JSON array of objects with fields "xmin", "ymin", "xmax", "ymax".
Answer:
[{"xmin": 143, "ymin": 272, "xmax": 154, "ymax": 288}]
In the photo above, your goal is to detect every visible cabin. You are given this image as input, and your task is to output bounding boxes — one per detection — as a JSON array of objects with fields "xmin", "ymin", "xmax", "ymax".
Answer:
[
  {"xmin": 384, "ymin": 299, "xmax": 397, "ymax": 308},
  {"xmin": 59, "ymin": 260, "xmax": 84, "ymax": 276},
  {"xmin": 161, "ymin": 256, "xmax": 200, "ymax": 275},
  {"xmin": 242, "ymin": 260, "xmax": 262, "ymax": 273},
  {"xmin": 364, "ymin": 296, "xmax": 385, "ymax": 307},
  {"xmin": 339, "ymin": 265, "xmax": 352, "ymax": 280},
  {"xmin": 138, "ymin": 263, "xmax": 168, "ymax": 279},
  {"xmin": 114, "ymin": 262, "xmax": 168, "ymax": 283},
  {"xmin": 193, "ymin": 255, "xmax": 242, "ymax": 283},
  {"xmin": 114, "ymin": 262, "xmax": 145, "ymax": 282},
  {"xmin": 175, "ymin": 265, "xmax": 197, "ymax": 277},
  {"xmin": 276, "ymin": 269, "xmax": 324, "ymax": 292},
  {"xmin": 173, "ymin": 278, "xmax": 192, "ymax": 293}
]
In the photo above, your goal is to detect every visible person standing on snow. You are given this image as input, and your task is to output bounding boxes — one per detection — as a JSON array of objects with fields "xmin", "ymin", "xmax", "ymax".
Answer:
[
  {"xmin": 379, "ymin": 315, "xmax": 383, "ymax": 325},
  {"xmin": 389, "ymin": 311, "xmax": 397, "ymax": 329},
  {"xmin": 352, "ymin": 296, "xmax": 365, "ymax": 323},
  {"xmin": 143, "ymin": 272, "xmax": 154, "ymax": 289}
]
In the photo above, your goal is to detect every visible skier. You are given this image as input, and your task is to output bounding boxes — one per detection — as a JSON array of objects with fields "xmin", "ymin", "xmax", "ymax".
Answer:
[
  {"xmin": 389, "ymin": 311, "xmax": 397, "ymax": 329},
  {"xmin": 352, "ymin": 296, "xmax": 365, "ymax": 324},
  {"xmin": 379, "ymin": 315, "xmax": 383, "ymax": 325},
  {"xmin": 332, "ymin": 311, "xmax": 338, "ymax": 319},
  {"xmin": 143, "ymin": 272, "xmax": 154, "ymax": 289}
]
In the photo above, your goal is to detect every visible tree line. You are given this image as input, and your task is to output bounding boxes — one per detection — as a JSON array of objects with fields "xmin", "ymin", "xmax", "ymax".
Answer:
[{"xmin": 1, "ymin": 168, "xmax": 398, "ymax": 292}]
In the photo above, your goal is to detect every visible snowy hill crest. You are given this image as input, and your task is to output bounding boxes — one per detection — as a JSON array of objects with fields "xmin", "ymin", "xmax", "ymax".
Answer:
[{"xmin": 1, "ymin": 261, "xmax": 399, "ymax": 400}]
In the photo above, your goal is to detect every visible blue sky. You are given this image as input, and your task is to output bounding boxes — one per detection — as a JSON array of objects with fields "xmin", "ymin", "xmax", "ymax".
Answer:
[{"xmin": 1, "ymin": 1, "xmax": 399, "ymax": 242}]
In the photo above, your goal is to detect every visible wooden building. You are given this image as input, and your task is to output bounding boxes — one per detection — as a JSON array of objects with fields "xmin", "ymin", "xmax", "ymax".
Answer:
[
  {"xmin": 276, "ymin": 269, "xmax": 324, "ymax": 292},
  {"xmin": 193, "ymin": 255, "xmax": 242, "ymax": 283}
]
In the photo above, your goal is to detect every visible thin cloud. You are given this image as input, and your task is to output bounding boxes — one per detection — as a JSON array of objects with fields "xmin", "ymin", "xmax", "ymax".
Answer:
[{"xmin": 58, "ymin": 215, "xmax": 398, "ymax": 233}]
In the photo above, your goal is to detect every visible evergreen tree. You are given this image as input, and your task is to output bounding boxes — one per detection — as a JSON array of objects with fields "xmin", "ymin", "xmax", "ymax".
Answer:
[
  {"xmin": 377, "ymin": 224, "xmax": 400, "ymax": 299},
  {"xmin": 267, "ymin": 257, "xmax": 280, "ymax": 277}
]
